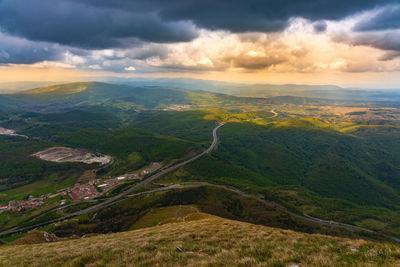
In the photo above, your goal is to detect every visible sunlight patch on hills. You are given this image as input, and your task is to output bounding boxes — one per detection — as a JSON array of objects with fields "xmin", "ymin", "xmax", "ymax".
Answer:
[{"xmin": 25, "ymin": 83, "xmax": 89, "ymax": 95}]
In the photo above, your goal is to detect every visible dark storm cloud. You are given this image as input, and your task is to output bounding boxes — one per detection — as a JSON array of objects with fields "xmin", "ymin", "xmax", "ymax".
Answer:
[
  {"xmin": 331, "ymin": 4, "xmax": 400, "ymax": 53},
  {"xmin": 0, "ymin": 0, "xmax": 395, "ymax": 50},
  {"xmin": 157, "ymin": 0, "xmax": 394, "ymax": 33},
  {"xmin": 0, "ymin": 33, "xmax": 64, "ymax": 64},
  {"xmin": 354, "ymin": 4, "xmax": 400, "ymax": 32},
  {"xmin": 334, "ymin": 31, "xmax": 400, "ymax": 52},
  {"xmin": 0, "ymin": 0, "xmax": 198, "ymax": 49},
  {"xmin": 363, "ymin": 33, "xmax": 400, "ymax": 51},
  {"xmin": 78, "ymin": 0, "xmax": 395, "ymax": 32}
]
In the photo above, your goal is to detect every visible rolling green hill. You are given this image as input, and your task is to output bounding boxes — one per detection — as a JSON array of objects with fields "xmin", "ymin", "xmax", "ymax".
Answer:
[{"xmin": 163, "ymin": 121, "xmax": 400, "ymax": 208}]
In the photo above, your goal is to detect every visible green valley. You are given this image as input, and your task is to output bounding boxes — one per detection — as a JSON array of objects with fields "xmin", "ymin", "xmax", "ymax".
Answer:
[{"xmin": 0, "ymin": 82, "xmax": 400, "ymax": 251}]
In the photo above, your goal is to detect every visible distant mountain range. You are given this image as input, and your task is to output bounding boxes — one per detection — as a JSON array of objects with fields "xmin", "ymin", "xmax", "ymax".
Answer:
[
  {"xmin": 1, "ymin": 79, "xmax": 400, "ymax": 104},
  {"xmin": 0, "ymin": 82, "xmax": 324, "ymax": 112},
  {"xmin": 105, "ymin": 77, "xmax": 400, "ymax": 103}
]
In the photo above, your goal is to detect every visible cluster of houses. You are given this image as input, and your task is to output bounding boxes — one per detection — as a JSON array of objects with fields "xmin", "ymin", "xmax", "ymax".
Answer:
[
  {"xmin": 95, "ymin": 170, "xmax": 149, "ymax": 191},
  {"xmin": 163, "ymin": 105, "xmax": 191, "ymax": 111},
  {"xmin": 69, "ymin": 172, "xmax": 146, "ymax": 200},
  {"xmin": 98, "ymin": 176, "xmax": 124, "ymax": 191},
  {"xmin": 7, "ymin": 199, "xmax": 45, "ymax": 212},
  {"xmin": 0, "ymin": 191, "xmax": 68, "ymax": 213},
  {"xmin": 69, "ymin": 183, "xmax": 101, "ymax": 200}
]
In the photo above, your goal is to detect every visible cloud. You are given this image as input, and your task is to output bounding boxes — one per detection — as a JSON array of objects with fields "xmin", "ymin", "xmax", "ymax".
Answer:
[
  {"xmin": 131, "ymin": 30, "xmax": 313, "ymax": 72},
  {"xmin": 82, "ymin": 0, "xmax": 393, "ymax": 33},
  {"xmin": 328, "ymin": 4, "xmax": 400, "ymax": 53},
  {"xmin": 124, "ymin": 46, "xmax": 169, "ymax": 61},
  {"xmin": 379, "ymin": 51, "xmax": 400, "ymax": 61},
  {"xmin": 88, "ymin": 64, "xmax": 102, "ymax": 70},
  {"xmin": 64, "ymin": 51, "xmax": 86, "ymax": 65},
  {"xmin": 333, "ymin": 30, "xmax": 400, "ymax": 52},
  {"xmin": 0, "ymin": 32, "xmax": 65, "ymax": 64},
  {"xmin": 0, "ymin": 0, "xmax": 198, "ymax": 49},
  {"xmin": 1, "ymin": 1, "xmax": 399, "ymax": 76},
  {"xmin": 157, "ymin": 0, "xmax": 392, "ymax": 33},
  {"xmin": 0, "ymin": 0, "xmax": 394, "ymax": 50},
  {"xmin": 7, "ymin": 61, "xmax": 77, "ymax": 69},
  {"xmin": 124, "ymin": 66, "xmax": 136, "ymax": 71},
  {"xmin": 354, "ymin": 4, "xmax": 400, "ymax": 32},
  {"xmin": 224, "ymin": 54, "xmax": 287, "ymax": 70},
  {"xmin": 31, "ymin": 61, "xmax": 76, "ymax": 69},
  {"xmin": 313, "ymin": 21, "xmax": 328, "ymax": 33}
]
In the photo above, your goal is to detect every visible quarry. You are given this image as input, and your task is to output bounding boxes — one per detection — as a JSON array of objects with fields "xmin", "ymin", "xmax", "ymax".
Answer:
[
  {"xmin": 33, "ymin": 147, "xmax": 112, "ymax": 165},
  {"xmin": 0, "ymin": 127, "xmax": 27, "ymax": 138}
]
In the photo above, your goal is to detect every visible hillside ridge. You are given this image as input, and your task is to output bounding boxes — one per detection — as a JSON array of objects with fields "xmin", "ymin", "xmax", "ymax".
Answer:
[
  {"xmin": 22, "ymin": 82, "xmax": 106, "ymax": 95},
  {"xmin": 1, "ymin": 213, "xmax": 400, "ymax": 266}
]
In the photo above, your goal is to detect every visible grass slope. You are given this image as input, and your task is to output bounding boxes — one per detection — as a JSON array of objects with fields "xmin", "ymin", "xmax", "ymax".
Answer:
[{"xmin": 1, "ymin": 213, "xmax": 400, "ymax": 266}]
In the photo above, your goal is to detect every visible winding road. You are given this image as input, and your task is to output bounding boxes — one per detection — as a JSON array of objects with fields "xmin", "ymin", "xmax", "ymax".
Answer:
[{"xmin": 270, "ymin": 109, "xmax": 278, "ymax": 118}]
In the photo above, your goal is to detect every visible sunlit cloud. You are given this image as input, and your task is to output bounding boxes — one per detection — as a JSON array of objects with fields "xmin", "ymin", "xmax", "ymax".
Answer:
[
  {"xmin": 88, "ymin": 64, "xmax": 102, "ymax": 70},
  {"xmin": 124, "ymin": 66, "xmax": 136, "ymax": 71}
]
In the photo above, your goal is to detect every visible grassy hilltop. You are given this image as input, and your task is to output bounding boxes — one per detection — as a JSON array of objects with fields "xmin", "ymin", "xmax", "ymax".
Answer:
[{"xmin": 1, "ymin": 213, "xmax": 400, "ymax": 266}]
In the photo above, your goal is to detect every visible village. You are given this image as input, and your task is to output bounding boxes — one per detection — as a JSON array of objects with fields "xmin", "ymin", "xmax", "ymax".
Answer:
[
  {"xmin": 0, "ymin": 191, "xmax": 67, "ymax": 213},
  {"xmin": 0, "ymin": 162, "xmax": 162, "ymax": 213}
]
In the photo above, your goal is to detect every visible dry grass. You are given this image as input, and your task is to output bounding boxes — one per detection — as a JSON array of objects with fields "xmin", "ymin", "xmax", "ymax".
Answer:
[
  {"xmin": 9, "ymin": 231, "xmax": 58, "ymax": 245},
  {"xmin": 1, "ymin": 213, "xmax": 400, "ymax": 266},
  {"xmin": 130, "ymin": 205, "xmax": 199, "ymax": 230}
]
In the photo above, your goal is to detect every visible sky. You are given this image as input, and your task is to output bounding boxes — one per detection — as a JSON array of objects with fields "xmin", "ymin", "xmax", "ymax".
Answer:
[{"xmin": 0, "ymin": 0, "xmax": 400, "ymax": 88}]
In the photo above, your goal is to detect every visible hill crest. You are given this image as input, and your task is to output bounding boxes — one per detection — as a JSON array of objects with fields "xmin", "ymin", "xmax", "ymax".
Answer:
[
  {"xmin": 22, "ymin": 82, "xmax": 101, "ymax": 95},
  {"xmin": 1, "ymin": 213, "xmax": 399, "ymax": 266}
]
